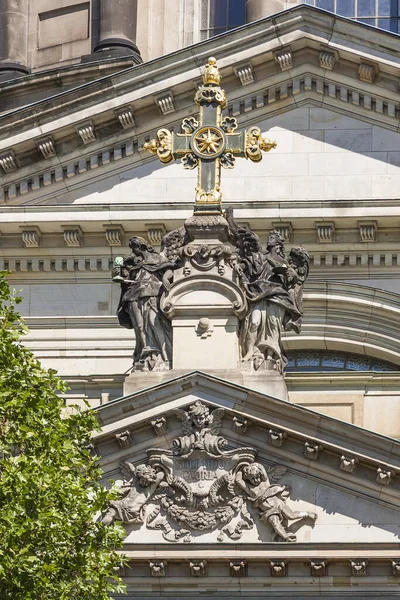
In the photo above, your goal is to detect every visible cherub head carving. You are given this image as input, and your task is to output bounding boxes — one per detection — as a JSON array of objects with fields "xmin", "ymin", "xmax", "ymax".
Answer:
[
  {"xmin": 187, "ymin": 401, "xmax": 211, "ymax": 429},
  {"xmin": 135, "ymin": 464, "xmax": 158, "ymax": 487},
  {"xmin": 242, "ymin": 462, "xmax": 268, "ymax": 486}
]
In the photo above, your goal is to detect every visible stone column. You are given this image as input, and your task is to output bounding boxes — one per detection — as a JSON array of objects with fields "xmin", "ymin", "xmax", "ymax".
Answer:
[
  {"xmin": 245, "ymin": 0, "xmax": 286, "ymax": 22},
  {"xmin": 93, "ymin": 0, "xmax": 142, "ymax": 63},
  {"xmin": 0, "ymin": 0, "xmax": 30, "ymax": 81}
]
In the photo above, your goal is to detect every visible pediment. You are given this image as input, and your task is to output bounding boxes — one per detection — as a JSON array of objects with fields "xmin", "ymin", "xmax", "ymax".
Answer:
[
  {"xmin": 95, "ymin": 372, "xmax": 400, "ymax": 553},
  {"xmin": 2, "ymin": 4, "xmax": 400, "ymax": 210}
]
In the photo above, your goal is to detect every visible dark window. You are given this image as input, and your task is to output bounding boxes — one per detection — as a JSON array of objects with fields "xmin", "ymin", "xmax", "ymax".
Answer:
[
  {"xmin": 286, "ymin": 350, "xmax": 399, "ymax": 372},
  {"xmin": 302, "ymin": 0, "xmax": 400, "ymax": 33},
  {"xmin": 358, "ymin": 0, "xmax": 375, "ymax": 16},
  {"xmin": 316, "ymin": 0, "xmax": 335, "ymax": 11},
  {"xmin": 337, "ymin": 0, "xmax": 355, "ymax": 17},
  {"xmin": 202, "ymin": 0, "xmax": 246, "ymax": 39}
]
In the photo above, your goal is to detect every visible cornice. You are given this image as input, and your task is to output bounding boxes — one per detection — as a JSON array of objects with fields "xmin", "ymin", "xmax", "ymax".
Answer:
[
  {"xmin": 1, "ymin": 7, "xmax": 400, "ymax": 204},
  {"xmin": 95, "ymin": 371, "xmax": 400, "ymax": 463},
  {"xmin": 116, "ymin": 550, "xmax": 400, "ymax": 593}
]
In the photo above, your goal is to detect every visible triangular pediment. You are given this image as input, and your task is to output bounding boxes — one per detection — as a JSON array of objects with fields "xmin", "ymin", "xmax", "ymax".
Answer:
[
  {"xmin": 95, "ymin": 371, "xmax": 400, "ymax": 553},
  {"xmin": 2, "ymin": 4, "xmax": 400, "ymax": 210}
]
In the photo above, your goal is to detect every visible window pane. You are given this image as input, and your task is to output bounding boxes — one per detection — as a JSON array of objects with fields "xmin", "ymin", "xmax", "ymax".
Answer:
[
  {"xmin": 321, "ymin": 354, "xmax": 345, "ymax": 369},
  {"xmin": 377, "ymin": 0, "xmax": 394, "ymax": 15},
  {"xmin": 377, "ymin": 16, "xmax": 391, "ymax": 27},
  {"xmin": 337, "ymin": 0, "xmax": 355, "ymax": 16},
  {"xmin": 209, "ymin": 0, "xmax": 227, "ymax": 29},
  {"xmin": 346, "ymin": 356, "xmax": 371, "ymax": 371},
  {"xmin": 208, "ymin": 28, "xmax": 225, "ymax": 38},
  {"xmin": 377, "ymin": 16, "xmax": 398, "ymax": 28},
  {"xmin": 357, "ymin": 17, "xmax": 377, "ymax": 24},
  {"xmin": 357, "ymin": 0, "xmax": 376, "ymax": 16},
  {"xmin": 298, "ymin": 352, "xmax": 321, "ymax": 368},
  {"xmin": 316, "ymin": 0, "xmax": 334, "ymax": 10},
  {"xmin": 228, "ymin": 0, "xmax": 245, "ymax": 26},
  {"xmin": 336, "ymin": 0, "xmax": 355, "ymax": 17}
]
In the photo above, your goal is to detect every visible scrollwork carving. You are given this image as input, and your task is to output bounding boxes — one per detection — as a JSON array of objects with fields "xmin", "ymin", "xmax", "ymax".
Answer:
[
  {"xmin": 143, "ymin": 128, "xmax": 173, "ymax": 164},
  {"xmin": 245, "ymin": 126, "xmax": 277, "ymax": 162},
  {"xmin": 102, "ymin": 401, "xmax": 317, "ymax": 544}
]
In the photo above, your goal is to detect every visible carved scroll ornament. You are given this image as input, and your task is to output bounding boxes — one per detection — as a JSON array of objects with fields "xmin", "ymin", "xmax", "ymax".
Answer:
[{"xmin": 101, "ymin": 401, "xmax": 317, "ymax": 543}]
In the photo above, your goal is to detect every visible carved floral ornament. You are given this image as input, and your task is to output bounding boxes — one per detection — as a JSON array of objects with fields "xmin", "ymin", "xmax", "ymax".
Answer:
[{"xmin": 101, "ymin": 401, "xmax": 317, "ymax": 543}]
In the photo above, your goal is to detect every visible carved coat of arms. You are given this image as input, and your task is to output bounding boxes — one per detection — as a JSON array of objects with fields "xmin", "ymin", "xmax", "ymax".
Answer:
[{"xmin": 101, "ymin": 401, "xmax": 316, "ymax": 543}]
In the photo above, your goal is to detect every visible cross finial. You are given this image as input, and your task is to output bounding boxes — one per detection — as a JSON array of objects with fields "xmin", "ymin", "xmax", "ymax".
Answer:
[
  {"xmin": 203, "ymin": 56, "xmax": 221, "ymax": 85},
  {"xmin": 144, "ymin": 57, "xmax": 277, "ymax": 215}
]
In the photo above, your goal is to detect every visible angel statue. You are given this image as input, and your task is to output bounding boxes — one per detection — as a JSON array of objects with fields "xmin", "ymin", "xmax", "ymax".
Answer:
[
  {"xmin": 101, "ymin": 462, "xmax": 165, "ymax": 525},
  {"xmin": 235, "ymin": 462, "xmax": 317, "ymax": 542},
  {"xmin": 113, "ymin": 236, "xmax": 176, "ymax": 371},
  {"xmin": 173, "ymin": 401, "xmax": 226, "ymax": 457},
  {"xmin": 226, "ymin": 207, "xmax": 310, "ymax": 373}
]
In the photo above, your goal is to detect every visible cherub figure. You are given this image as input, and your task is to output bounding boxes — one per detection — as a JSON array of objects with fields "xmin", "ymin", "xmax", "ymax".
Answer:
[
  {"xmin": 173, "ymin": 401, "xmax": 225, "ymax": 456},
  {"xmin": 235, "ymin": 462, "xmax": 317, "ymax": 542},
  {"xmin": 101, "ymin": 462, "xmax": 165, "ymax": 525}
]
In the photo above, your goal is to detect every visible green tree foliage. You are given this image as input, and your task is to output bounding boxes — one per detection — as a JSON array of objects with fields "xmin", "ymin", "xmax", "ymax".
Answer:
[{"xmin": 0, "ymin": 272, "xmax": 126, "ymax": 599}]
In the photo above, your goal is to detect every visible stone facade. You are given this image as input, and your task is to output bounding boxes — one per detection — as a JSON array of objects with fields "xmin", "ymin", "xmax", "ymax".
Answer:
[
  {"xmin": 2, "ymin": 3, "xmax": 400, "ymax": 433},
  {"xmin": 95, "ymin": 372, "xmax": 400, "ymax": 598},
  {"xmin": 2, "ymin": 6, "xmax": 400, "ymax": 596}
]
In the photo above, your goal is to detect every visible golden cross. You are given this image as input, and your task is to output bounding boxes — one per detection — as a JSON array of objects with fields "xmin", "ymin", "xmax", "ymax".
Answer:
[{"xmin": 144, "ymin": 57, "xmax": 277, "ymax": 215}]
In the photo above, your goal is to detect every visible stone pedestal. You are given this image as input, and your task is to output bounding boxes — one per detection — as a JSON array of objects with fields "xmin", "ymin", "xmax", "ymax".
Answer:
[
  {"xmin": 171, "ymin": 316, "xmax": 239, "ymax": 371},
  {"xmin": 123, "ymin": 368, "xmax": 288, "ymax": 400},
  {"xmin": 122, "ymin": 213, "xmax": 289, "ymax": 402}
]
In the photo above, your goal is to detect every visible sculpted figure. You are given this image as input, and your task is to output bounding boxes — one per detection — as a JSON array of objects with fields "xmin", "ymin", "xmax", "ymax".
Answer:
[
  {"xmin": 113, "ymin": 236, "xmax": 175, "ymax": 370},
  {"xmin": 101, "ymin": 463, "xmax": 165, "ymax": 525},
  {"xmin": 173, "ymin": 401, "xmax": 226, "ymax": 456},
  {"xmin": 235, "ymin": 463, "xmax": 316, "ymax": 542},
  {"xmin": 226, "ymin": 208, "xmax": 309, "ymax": 372}
]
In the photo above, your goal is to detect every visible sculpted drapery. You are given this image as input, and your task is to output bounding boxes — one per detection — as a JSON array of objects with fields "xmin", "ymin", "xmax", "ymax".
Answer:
[
  {"xmin": 113, "ymin": 236, "xmax": 174, "ymax": 370},
  {"xmin": 226, "ymin": 208, "xmax": 310, "ymax": 373}
]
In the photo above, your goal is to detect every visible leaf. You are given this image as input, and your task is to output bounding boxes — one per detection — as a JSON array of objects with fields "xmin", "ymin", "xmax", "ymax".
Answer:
[{"xmin": 0, "ymin": 272, "xmax": 125, "ymax": 599}]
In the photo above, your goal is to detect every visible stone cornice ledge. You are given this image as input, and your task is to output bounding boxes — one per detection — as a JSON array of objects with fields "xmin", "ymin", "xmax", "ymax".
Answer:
[
  {"xmin": 1, "ymin": 5, "xmax": 400, "ymax": 142},
  {"xmin": 95, "ymin": 372, "xmax": 400, "ymax": 468}
]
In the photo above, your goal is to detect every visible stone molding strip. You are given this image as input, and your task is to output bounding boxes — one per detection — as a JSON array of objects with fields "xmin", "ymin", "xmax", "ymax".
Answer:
[
  {"xmin": 1, "ymin": 252, "xmax": 400, "ymax": 273},
  {"xmin": 0, "ymin": 140, "xmax": 136, "ymax": 202},
  {"xmin": 0, "ymin": 257, "xmax": 113, "ymax": 273},
  {"xmin": 118, "ymin": 556, "xmax": 400, "ymax": 579},
  {"xmin": 310, "ymin": 252, "xmax": 398, "ymax": 268}
]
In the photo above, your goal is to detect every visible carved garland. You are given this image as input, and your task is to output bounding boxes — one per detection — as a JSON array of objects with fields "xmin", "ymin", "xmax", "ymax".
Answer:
[{"xmin": 101, "ymin": 401, "xmax": 317, "ymax": 543}]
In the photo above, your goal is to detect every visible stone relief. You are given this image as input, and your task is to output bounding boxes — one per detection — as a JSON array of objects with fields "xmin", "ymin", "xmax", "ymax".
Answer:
[
  {"xmin": 112, "ymin": 236, "xmax": 175, "ymax": 371},
  {"xmin": 101, "ymin": 401, "xmax": 316, "ymax": 543}
]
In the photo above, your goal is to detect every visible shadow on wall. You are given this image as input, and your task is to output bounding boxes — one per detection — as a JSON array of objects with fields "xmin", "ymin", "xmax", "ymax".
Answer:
[{"xmin": 16, "ymin": 103, "xmax": 400, "ymax": 208}]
